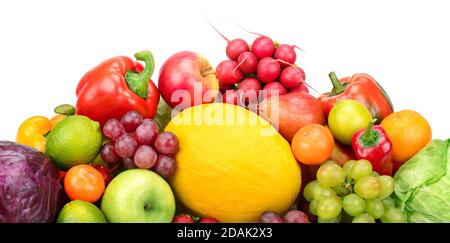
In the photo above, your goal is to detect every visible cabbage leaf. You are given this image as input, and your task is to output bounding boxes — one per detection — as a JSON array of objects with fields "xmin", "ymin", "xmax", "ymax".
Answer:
[{"xmin": 393, "ymin": 139, "xmax": 450, "ymax": 222}]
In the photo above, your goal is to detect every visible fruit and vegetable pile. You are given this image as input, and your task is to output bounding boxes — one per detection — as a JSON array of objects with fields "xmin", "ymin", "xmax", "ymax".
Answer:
[{"xmin": 1, "ymin": 24, "xmax": 449, "ymax": 224}]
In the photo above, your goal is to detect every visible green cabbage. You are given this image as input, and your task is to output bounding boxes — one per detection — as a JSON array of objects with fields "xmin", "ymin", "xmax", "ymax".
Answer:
[{"xmin": 393, "ymin": 139, "xmax": 450, "ymax": 222}]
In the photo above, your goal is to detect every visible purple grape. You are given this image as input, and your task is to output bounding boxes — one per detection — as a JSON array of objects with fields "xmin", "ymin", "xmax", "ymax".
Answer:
[
  {"xmin": 103, "ymin": 119, "xmax": 125, "ymax": 140},
  {"xmin": 154, "ymin": 132, "xmax": 179, "ymax": 155},
  {"xmin": 115, "ymin": 134, "xmax": 137, "ymax": 158},
  {"xmin": 122, "ymin": 157, "xmax": 137, "ymax": 169},
  {"xmin": 283, "ymin": 210, "xmax": 309, "ymax": 223},
  {"xmin": 121, "ymin": 110, "xmax": 143, "ymax": 133},
  {"xmin": 260, "ymin": 211, "xmax": 283, "ymax": 223},
  {"xmin": 100, "ymin": 142, "xmax": 121, "ymax": 164},
  {"xmin": 135, "ymin": 120, "xmax": 159, "ymax": 145},
  {"xmin": 153, "ymin": 155, "xmax": 176, "ymax": 178},
  {"xmin": 134, "ymin": 145, "xmax": 158, "ymax": 169},
  {"xmin": 143, "ymin": 118, "xmax": 155, "ymax": 124}
]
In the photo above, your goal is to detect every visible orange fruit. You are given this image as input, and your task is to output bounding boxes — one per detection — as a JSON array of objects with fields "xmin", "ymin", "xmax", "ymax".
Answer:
[
  {"xmin": 291, "ymin": 124, "xmax": 335, "ymax": 165},
  {"xmin": 380, "ymin": 110, "xmax": 431, "ymax": 163}
]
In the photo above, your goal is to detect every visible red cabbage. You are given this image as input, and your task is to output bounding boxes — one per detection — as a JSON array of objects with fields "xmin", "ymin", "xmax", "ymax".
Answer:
[{"xmin": 0, "ymin": 141, "xmax": 62, "ymax": 223}]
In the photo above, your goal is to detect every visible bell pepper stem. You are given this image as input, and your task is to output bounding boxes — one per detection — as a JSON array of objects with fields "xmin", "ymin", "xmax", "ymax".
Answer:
[
  {"xmin": 125, "ymin": 50, "xmax": 155, "ymax": 99},
  {"xmin": 361, "ymin": 119, "xmax": 378, "ymax": 146},
  {"xmin": 363, "ymin": 119, "xmax": 376, "ymax": 140},
  {"xmin": 329, "ymin": 72, "xmax": 346, "ymax": 95}
]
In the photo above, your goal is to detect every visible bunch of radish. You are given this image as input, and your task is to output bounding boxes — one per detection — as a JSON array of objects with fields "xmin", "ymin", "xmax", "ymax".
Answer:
[{"xmin": 211, "ymin": 24, "xmax": 310, "ymax": 106}]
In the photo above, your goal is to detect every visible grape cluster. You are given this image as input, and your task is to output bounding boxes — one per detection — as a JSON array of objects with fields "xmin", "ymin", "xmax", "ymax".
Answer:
[
  {"xmin": 100, "ymin": 110, "xmax": 178, "ymax": 178},
  {"xmin": 260, "ymin": 210, "xmax": 309, "ymax": 223},
  {"xmin": 303, "ymin": 160, "xmax": 406, "ymax": 223}
]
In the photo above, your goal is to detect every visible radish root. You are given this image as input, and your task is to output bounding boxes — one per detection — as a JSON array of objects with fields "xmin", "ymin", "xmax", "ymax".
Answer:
[
  {"xmin": 204, "ymin": 14, "xmax": 229, "ymax": 42},
  {"xmin": 232, "ymin": 57, "xmax": 247, "ymax": 78},
  {"xmin": 228, "ymin": 18, "xmax": 266, "ymax": 37},
  {"xmin": 292, "ymin": 45, "xmax": 306, "ymax": 53}
]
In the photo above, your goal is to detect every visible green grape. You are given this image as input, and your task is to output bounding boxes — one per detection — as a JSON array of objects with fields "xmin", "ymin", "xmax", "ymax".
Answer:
[
  {"xmin": 350, "ymin": 159, "xmax": 373, "ymax": 181},
  {"xmin": 325, "ymin": 160, "xmax": 338, "ymax": 165},
  {"xmin": 343, "ymin": 160, "xmax": 357, "ymax": 178},
  {"xmin": 309, "ymin": 200, "xmax": 318, "ymax": 216},
  {"xmin": 342, "ymin": 194, "xmax": 366, "ymax": 216},
  {"xmin": 377, "ymin": 175, "xmax": 395, "ymax": 200},
  {"xmin": 382, "ymin": 197, "xmax": 396, "ymax": 208},
  {"xmin": 317, "ymin": 163, "xmax": 346, "ymax": 187},
  {"xmin": 366, "ymin": 198, "xmax": 384, "ymax": 219},
  {"xmin": 381, "ymin": 207, "xmax": 407, "ymax": 223},
  {"xmin": 313, "ymin": 185, "xmax": 337, "ymax": 201},
  {"xmin": 317, "ymin": 196, "xmax": 342, "ymax": 220},
  {"xmin": 371, "ymin": 171, "xmax": 380, "ymax": 177},
  {"xmin": 303, "ymin": 180, "xmax": 320, "ymax": 202},
  {"xmin": 318, "ymin": 213, "xmax": 342, "ymax": 223},
  {"xmin": 355, "ymin": 176, "xmax": 380, "ymax": 199},
  {"xmin": 352, "ymin": 213, "xmax": 375, "ymax": 223}
]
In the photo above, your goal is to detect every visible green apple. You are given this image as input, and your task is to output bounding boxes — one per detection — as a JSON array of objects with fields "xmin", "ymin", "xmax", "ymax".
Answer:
[
  {"xmin": 57, "ymin": 200, "xmax": 107, "ymax": 223},
  {"xmin": 101, "ymin": 169, "xmax": 175, "ymax": 223}
]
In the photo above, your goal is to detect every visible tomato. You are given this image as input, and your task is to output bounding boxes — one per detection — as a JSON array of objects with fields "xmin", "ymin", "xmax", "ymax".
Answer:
[
  {"xmin": 328, "ymin": 99, "xmax": 372, "ymax": 145},
  {"xmin": 291, "ymin": 124, "xmax": 334, "ymax": 165},
  {"xmin": 64, "ymin": 164, "xmax": 105, "ymax": 203}
]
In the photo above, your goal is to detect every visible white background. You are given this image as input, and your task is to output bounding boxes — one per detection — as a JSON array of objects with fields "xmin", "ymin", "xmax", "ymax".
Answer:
[{"xmin": 1, "ymin": 0, "xmax": 449, "ymax": 140}]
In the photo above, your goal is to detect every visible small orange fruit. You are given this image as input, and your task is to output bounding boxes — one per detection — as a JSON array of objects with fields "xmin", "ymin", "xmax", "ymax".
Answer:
[
  {"xmin": 291, "ymin": 124, "xmax": 335, "ymax": 165},
  {"xmin": 64, "ymin": 164, "xmax": 105, "ymax": 203},
  {"xmin": 380, "ymin": 110, "xmax": 431, "ymax": 163}
]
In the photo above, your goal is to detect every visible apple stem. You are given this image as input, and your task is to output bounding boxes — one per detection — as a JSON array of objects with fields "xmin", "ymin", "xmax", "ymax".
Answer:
[{"xmin": 144, "ymin": 203, "xmax": 152, "ymax": 211}]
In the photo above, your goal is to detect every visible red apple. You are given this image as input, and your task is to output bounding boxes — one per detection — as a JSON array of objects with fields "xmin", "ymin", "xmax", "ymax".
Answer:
[{"xmin": 158, "ymin": 51, "xmax": 219, "ymax": 109}]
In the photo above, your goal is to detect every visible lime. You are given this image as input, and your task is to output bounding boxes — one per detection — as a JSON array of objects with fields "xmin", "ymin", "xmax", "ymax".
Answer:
[
  {"xmin": 46, "ymin": 115, "xmax": 102, "ymax": 170},
  {"xmin": 57, "ymin": 200, "xmax": 107, "ymax": 223}
]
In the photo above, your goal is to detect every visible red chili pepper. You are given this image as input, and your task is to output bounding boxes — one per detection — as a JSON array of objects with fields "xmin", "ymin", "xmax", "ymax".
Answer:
[
  {"xmin": 351, "ymin": 120, "xmax": 393, "ymax": 176},
  {"xmin": 76, "ymin": 50, "xmax": 159, "ymax": 127},
  {"xmin": 319, "ymin": 72, "xmax": 393, "ymax": 122}
]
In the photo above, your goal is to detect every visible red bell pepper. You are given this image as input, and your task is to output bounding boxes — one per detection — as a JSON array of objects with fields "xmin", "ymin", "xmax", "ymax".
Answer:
[
  {"xmin": 319, "ymin": 72, "xmax": 393, "ymax": 122},
  {"xmin": 351, "ymin": 120, "xmax": 393, "ymax": 176},
  {"xmin": 76, "ymin": 50, "xmax": 159, "ymax": 127}
]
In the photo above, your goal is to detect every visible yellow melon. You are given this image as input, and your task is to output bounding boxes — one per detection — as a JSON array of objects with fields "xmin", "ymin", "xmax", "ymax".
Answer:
[{"xmin": 165, "ymin": 103, "xmax": 301, "ymax": 222}]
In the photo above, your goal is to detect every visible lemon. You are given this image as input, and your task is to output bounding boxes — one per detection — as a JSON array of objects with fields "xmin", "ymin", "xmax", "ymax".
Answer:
[
  {"xmin": 57, "ymin": 200, "xmax": 107, "ymax": 223},
  {"xmin": 46, "ymin": 115, "xmax": 102, "ymax": 170}
]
